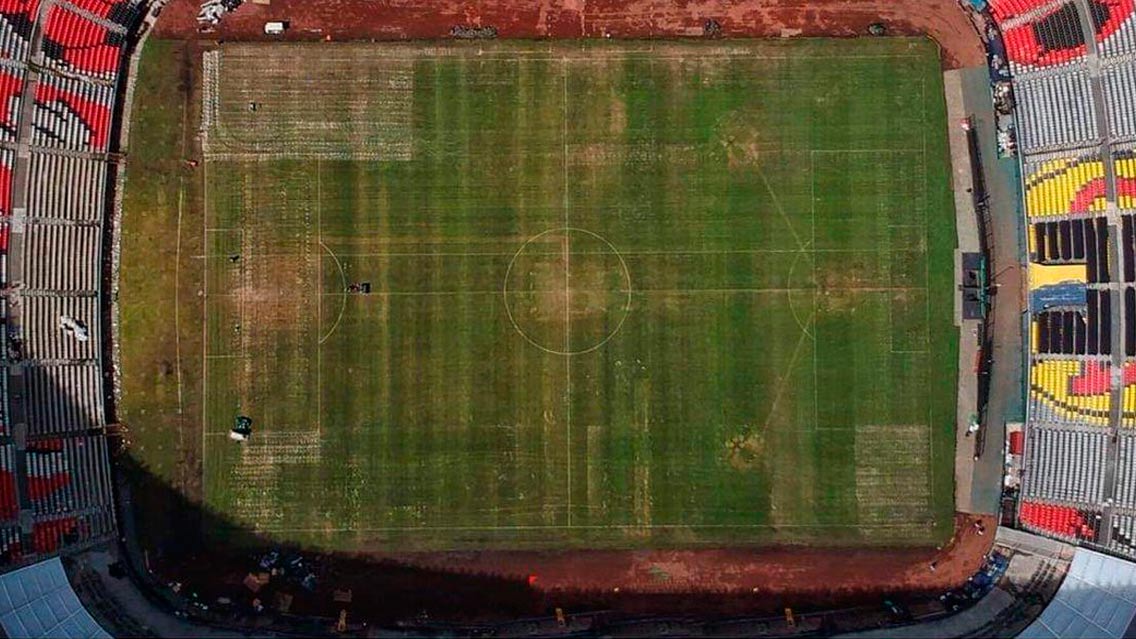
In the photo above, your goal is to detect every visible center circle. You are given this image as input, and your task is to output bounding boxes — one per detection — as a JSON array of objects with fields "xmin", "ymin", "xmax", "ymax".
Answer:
[{"xmin": 503, "ymin": 227, "xmax": 632, "ymax": 355}]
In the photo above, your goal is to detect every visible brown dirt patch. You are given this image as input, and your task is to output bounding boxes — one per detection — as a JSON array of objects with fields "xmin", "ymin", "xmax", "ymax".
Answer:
[
  {"xmin": 376, "ymin": 513, "xmax": 996, "ymax": 601},
  {"xmin": 725, "ymin": 430, "xmax": 765, "ymax": 470},
  {"xmin": 152, "ymin": 0, "xmax": 983, "ymax": 70},
  {"xmin": 506, "ymin": 229, "xmax": 629, "ymax": 352},
  {"xmin": 148, "ymin": 513, "xmax": 997, "ymax": 623}
]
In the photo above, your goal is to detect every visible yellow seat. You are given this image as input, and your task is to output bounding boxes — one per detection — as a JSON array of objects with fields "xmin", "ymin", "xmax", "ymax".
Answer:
[
  {"xmin": 1031, "ymin": 359, "xmax": 1110, "ymax": 425},
  {"xmin": 1025, "ymin": 157, "xmax": 1106, "ymax": 219}
]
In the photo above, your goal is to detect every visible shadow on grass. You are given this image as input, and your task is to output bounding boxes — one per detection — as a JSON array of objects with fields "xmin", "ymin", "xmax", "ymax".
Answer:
[{"xmin": 105, "ymin": 449, "xmax": 984, "ymax": 637}]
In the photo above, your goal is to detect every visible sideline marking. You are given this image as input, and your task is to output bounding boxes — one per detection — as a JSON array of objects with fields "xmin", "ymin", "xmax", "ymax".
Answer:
[
  {"xmin": 175, "ymin": 184, "xmax": 185, "ymax": 415},
  {"xmin": 201, "ymin": 159, "xmax": 210, "ymax": 496},
  {"xmin": 251, "ymin": 521, "xmax": 930, "ymax": 533},
  {"xmin": 316, "ymin": 157, "xmax": 322, "ymax": 438},
  {"xmin": 563, "ymin": 59, "xmax": 571, "ymax": 527}
]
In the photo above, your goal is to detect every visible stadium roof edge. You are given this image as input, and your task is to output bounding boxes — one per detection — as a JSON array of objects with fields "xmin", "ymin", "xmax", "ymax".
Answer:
[
  {"xmin": 1018, "ymin": 548, "xmax": 1136, "ymax": 639},
  {"xmin": 0, "ymin": 558, "xmax": 110, "ymax": 639}
]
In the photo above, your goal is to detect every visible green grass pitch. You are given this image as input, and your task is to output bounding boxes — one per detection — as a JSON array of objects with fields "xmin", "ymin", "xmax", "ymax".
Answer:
[{"xmin": 125, "ymin": 38, "xmax": 958, "ymax": 552}]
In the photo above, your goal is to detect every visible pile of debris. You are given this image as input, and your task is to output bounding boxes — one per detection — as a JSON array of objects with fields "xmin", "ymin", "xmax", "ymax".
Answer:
[
  {"xmin": 250, "ymin": 550, "xmax": 319, "ymax": 595},
  {"xmin": 450, "ymin": 25, "xmax": 497, "ymax": 39},
  {"xmin": 229, "ymin": 415, "xmax": 253, "ymax": 441},
  {"xmin": 198, "ymin": 0, "xmax": 243, "ymax": 27},
  {"xmin": 938, "ymin": 551, "xmax": 1010, "ymax": 612},
  {"xmin": 59, "ymin": 315, "xmax": 89, "ymax": 342}
]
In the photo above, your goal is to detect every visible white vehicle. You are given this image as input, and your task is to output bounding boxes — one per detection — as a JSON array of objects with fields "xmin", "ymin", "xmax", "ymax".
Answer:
[{"xmin": 264, "ymin": 21, "xmax": 288, "ymax": 35}]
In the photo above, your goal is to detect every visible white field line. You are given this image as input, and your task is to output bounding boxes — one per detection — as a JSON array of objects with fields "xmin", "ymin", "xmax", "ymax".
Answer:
[
  {"xmin": 758, "ymin": 168, "xmax": 807, "ymax": 254},
  {"xmin": 175, "ymin": 183, "xmax": 184, "ymax": 416},
  {"xmin": 921, "ymin": 76, "xmax": 935, "ymax": 502},
  {"xmin": 251, "ymin": 522, "xmax": 931, "ymax": 533},
  {"xmin": 318, "ymin": 242, "xmax": 348, "ymax": 344},
  {"xmin": 192, "ymin": 247, "xmax": 928, "ymax": 259},
  {"xmin": 562, "ymin": 57, "xmax": 572, "ymax": 527},
  {"xmin": 316, "ymin": 157, "xmax": 322, "ymax": 438},
  {"xmin": 811, "ymin": 150, "xmax": 819, "ymax": 432},
  {"xmin": 174, "ymin": 83, "xmax": 192, "ymax": 419},
  {"xmin": 215, "ymin": 286, "xmax": 925, "ymax": 297},
  {"xmin": 759, "ymin": 321, "xmax": 814, "ymax": 437},
  {"xmin": 201, "ymin": 160, "xmax": 210, "ymax": 496},
  {"xmin": 785, "ymin": 244, "xmax": 815, "ymax": 339},
  {"xmin": 214, "ymin": 50, "xmax": 924, "ymax": 62}
]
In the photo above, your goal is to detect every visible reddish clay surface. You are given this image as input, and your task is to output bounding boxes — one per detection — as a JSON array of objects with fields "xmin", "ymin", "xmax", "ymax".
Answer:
[
  {"xmin": 150, "ymin": 515, "xmax": 996, "ymax": 623},
  {"xmin": 391, "ymin": 514, "xmax": 996, "ymax": 596},
  {"xmin": 152, "ymin": 0, "xmax": 984, "ymax": 69}
]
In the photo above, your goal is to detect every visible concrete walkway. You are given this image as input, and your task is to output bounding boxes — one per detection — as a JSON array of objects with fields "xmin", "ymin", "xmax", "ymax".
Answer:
[
  {"xmin": 944, "ymin": 67, "xmax": 1027, "ymax": 516},
  {"xmin": 944, "ymin": 69, "xmax": 984, "ymax": 515}
]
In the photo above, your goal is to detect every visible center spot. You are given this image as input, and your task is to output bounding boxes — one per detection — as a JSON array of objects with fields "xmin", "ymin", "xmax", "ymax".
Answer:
[{"xmin": 504, "ymin": 228, "xmax": 632, "ymax": 355}]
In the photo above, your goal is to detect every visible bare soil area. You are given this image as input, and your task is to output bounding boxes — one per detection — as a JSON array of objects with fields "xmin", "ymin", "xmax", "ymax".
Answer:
[
  {"xmin": 152, "ymin": 0, "xmax": 983, "ymax": 69},
  {"xmin": 148, "ymin": 514, "xmax": 996, "ymax": 623}
]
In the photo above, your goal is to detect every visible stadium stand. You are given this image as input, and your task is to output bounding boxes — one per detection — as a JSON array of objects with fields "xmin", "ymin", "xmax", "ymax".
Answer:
[
  {"xmin": 1030, "ymin": 220, "xmax": 1107, "ymax": 277},
  {"xmin": 31, "ymin": 73, "xmax": 113, "ymax": 151},
  {"xmin": 1102, "ymin": 64, "xmax": 1136, "ymax": 140},
  {"xmin": 1018, "ymin": 500, "xmax": 1103, "ymax": 541},
  {"xmin": 1119, "ymin": 150, "xmax": 1136, "ymax": 209},
  {"xmin": 1033, "ymin": 310, "xmax": 1091, "ymax": 353},
  {"xmin": 1029, "ymin": 359, "xmax": 1112, "ymax": 423},
  {"xmin": 26, "ymin": 152, "xmax": 107, "ymax": 221},
  {"xmin": 1014, "ymin": 71, "xmax": 1099, "ymax": 153},
  {"xmin": 0, "ymin": 0, "xmax": 40, "ymax": 64},
  {"xmin": 0, "ymin": 67, "xmax": 23, "ymax": 142},
  {"xmin": 25, "ymin": 437, "xmax": 111, "ymax": 517},
  {"xmin": 1000, "ymin": 1, "xmax": 1090, "ymax": 72},
  {"xmin": 39, "ymin": 3, "xmax": 123, "ymax": 80},
  {"xmin": 1023, "ymin": 427, "xmax": 1109, "ymax": 504},
  {"xmin": 1094, "ymin": 0, "xmax": 1136, "ymax": 57},
  {"xmin": 1025, "ymin": 155, "xmax": 1109, "ymax": 217},
  {"xmin": 22, "ymin": 224, "xmax": 100, "ymax": 291},
  {"xmin": 63, "ymin": 0, "xmax": 143, "ymax": 29},
  {"xmin": 0, "ymin": 0, "xmax": 130, "ymax": 580},
  {"xmin": 0, "ymin": 148, "xmax": 12, "ymax": 216},
  {"xmin": 24, "ymin": 365, "xmax": 104, "ymax": 434},
  {"xmin": 0, "ymin": 445, "xmax": 16, "ymax": 520},
  {"xmin": 990, "ymin": 0, "xmax": 1058, "ymax": 21},
  {"xmin": 20, "ymin": 295, "xmax": 99, "ymax": 361},
  {"xmin": 996, "ymin": 0, "xmax": 1136, "ymax": 563},
  {"xmin": 1118, "ymin": 436, "xmax": 1136, "ymax": 508}
]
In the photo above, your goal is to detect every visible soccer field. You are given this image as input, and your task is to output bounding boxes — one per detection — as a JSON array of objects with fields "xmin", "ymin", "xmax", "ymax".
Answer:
[{"xmin": 188, "ymin": 39, "xmax": 957, "ymax": 551}]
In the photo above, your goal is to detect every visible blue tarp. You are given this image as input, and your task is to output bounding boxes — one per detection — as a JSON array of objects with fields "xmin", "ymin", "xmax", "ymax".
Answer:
[{"xmin": 1031, "ymin": 283, "xmax": 1087, "ymax": 310}]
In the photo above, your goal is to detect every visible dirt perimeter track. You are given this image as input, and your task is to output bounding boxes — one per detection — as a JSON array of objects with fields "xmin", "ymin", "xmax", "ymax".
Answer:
[
  {"xmin": 381, "ymin": 514, "xmax": 996, "ymax": 598},
  {"xmin": 154, "ymin": 0, "xmax": 983, "ymax": 69},
  {"xmin": 133, "ymin": 1, "xmax": 993, "ymax": 624},
  {"xmin": 156, "ymin": 515, "xmax": 995, "ymax": 621}
]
